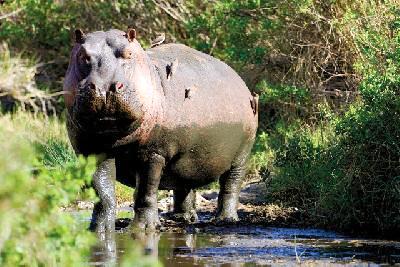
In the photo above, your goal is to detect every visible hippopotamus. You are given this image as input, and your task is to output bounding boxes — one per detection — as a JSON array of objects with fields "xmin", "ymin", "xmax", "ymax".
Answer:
[{"xmin": 64, "ymin": 28, "xmax": 258, "ymax": 232}]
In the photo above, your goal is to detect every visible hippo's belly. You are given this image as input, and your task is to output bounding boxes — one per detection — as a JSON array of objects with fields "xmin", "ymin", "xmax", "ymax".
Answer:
[
  {"xmin": 159, "ymin": 151, "xmax": 232, "ymax": 190},
  {"xmin": 158, "ymin": 123, "xmax": 247, "ymax": 189},
  {"xmin": 115, "ymin": 123, "xmax": 250, "ymax": 190},
  {"xmin": 115, "ymin": 148, "xmax": 233, "ymax": 190}
]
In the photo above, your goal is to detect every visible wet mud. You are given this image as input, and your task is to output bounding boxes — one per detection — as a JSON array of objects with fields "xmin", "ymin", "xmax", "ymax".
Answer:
[
  {"xmin": 87, "ymin": 217, "xmax": 400, "ymax": 266},
  {"xmin": 73, "ymin": 182, "xmax": 400, "ymax": 266}
]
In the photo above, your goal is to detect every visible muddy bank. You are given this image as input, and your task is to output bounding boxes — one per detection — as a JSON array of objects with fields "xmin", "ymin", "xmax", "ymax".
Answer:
[
  {"xmin": 72, "ymin": 181, "xmax": 397, "ymax": 236},
  {"xmin": 87, "ymin": 217, "xmax": 400, "ymax": 266},
  {"xmin": 69, "ymin": 181, "xmax": 400, "ymax": 266}
]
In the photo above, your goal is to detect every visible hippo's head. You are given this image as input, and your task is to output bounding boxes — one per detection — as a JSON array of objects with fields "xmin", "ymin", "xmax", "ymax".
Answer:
[{"xmin": 64, "ymin": 28, "xmax": 158, "ymax": 142}]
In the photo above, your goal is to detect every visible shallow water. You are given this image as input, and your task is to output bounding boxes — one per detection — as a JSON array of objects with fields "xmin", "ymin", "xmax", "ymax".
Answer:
[{"xmin": 78, "ymin": 212, "xmax": 400, "ymax": 266}]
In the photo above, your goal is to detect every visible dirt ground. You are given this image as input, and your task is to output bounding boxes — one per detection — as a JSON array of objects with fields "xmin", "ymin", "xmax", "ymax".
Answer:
[
  {"xmin": 80, "ymin": 181, "xmax": 303, "ymax": 231},
  {"xmin": 69, "ymin": 180, "xmax": 303, "ymax": 230}
]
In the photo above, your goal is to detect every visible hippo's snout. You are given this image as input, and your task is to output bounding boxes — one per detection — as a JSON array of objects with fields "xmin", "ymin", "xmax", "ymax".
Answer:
[
  {"xmin": 75, "ymin": 77, "xmax": 137, "ymax": 124},
  {"xmin": 78, "ymin": 79, "xmax": 126, "ymax": 102},
  {"xmin": 109, "ymin": 81, "xmax": 124, "ymax": 93}
]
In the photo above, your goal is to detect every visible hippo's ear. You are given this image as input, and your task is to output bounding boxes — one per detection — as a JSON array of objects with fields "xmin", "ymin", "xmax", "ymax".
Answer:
[
  {"xmin": 75, "ymin": 29, "xmax": 85, "ymax": 44},
  {"xmin": 126, "ymin": 28, "xmax": 136, "ymax": 42}
]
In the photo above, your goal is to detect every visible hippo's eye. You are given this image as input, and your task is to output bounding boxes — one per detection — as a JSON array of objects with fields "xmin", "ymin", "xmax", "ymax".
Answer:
[
  {"xmin": 77, "ymin": 49, "xmax": 91, "ymax": 78},
  {"xmin": 122, "ymin": 48, "xmax": 133, "ymax": 59},
  {"xmin": 78, "ymin": 50, "xmax": 91, "ymax": 65},
  {"xmin": 120, "ymin": 48, "xmax": 133, "ymax": 59}
]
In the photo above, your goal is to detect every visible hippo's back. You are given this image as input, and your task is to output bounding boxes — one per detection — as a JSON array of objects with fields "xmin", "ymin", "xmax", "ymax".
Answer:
[{"xmin": 147, "ymin": 44, "xmax": 257, "ymax": 133}]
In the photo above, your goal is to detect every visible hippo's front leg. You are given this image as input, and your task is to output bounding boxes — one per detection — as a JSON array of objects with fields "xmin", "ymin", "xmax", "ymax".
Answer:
[
  {"xmin": 89, "ymin": 158, "xmax": 116, "ymax": 232},
  {"xmin": 131, "ymin": 153, "xmax": 165, "ymax": 231},
  {"xmin": 173, "ymin": 189, "xmax": 198, "ymax": 223}
]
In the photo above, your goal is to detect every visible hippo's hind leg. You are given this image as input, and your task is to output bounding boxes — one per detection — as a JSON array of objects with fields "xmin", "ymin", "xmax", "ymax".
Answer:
[
  {"xmin": 216, "ymin": 144, "xmax": 252, "ymax": 223},
  {"xmin": 89, "ymin": 158, "xmax": 116, "ymax": 232},
  {"xmin": 131, "ymin": 153, "xmax": 165, "ymax": 231},
  {"xmin": 173, "ymin": 189, "xmax": 198, "ymax": 223},
  {"xmin": 215, "ymin": 167, "xmax": 244, "ymax": 223}
]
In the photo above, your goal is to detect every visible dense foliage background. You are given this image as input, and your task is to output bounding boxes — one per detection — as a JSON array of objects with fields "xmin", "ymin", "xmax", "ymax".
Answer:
[{"xmin": 0, "ymin": 0, "xmax": 400, "ymax": 264}]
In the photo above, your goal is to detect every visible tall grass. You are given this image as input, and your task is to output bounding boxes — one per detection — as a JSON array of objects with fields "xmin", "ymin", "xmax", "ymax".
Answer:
[
  {"xmin": 0, "ymin": 45, "xmax": 57, "ymax": 114},
  {"xmin": 0, "ymin": 111, "xmax": 96, "ymax": 266},
  {"xmin": 253, "ymin": 2, "xmax": 400, "ymax": 237}
]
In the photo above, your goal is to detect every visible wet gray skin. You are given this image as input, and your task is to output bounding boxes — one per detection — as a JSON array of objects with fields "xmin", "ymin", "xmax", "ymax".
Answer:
[{"xmin": 63, "ymin": 29, "xmax": 258, "ymax": 233}]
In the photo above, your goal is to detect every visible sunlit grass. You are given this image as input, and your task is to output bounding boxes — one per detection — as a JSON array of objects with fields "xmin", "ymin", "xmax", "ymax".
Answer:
[
  {"xmin": 116, "ymin": 182, "xmax": 134, "ymax": 205},
  {"xmin": 0, "ymin": 111, "xmax": 96, "ymax": 266}
]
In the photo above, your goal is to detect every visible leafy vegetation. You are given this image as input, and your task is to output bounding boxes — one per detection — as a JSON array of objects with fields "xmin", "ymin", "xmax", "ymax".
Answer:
[
  {"xmin": 0, "ymin": 111, "xmax": 158, "ymax": 265},
  {"xmin": 0, "ymin": 112, "xmax": 96, "ymax": 266},
  {"xmin": 252, "ymin": 2, "xmax": 400, "ymax": 237}
]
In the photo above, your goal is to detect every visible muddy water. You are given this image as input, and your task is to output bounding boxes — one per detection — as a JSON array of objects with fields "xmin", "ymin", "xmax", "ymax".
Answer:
[{"xmin": 84, "ymin": 213, "xmax": 400, "ymax": 266}]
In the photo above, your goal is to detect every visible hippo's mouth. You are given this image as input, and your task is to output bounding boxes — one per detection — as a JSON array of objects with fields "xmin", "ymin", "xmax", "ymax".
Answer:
[
  {"xmin": 98, "ymin": 116, "xmax": 117, "ymax": 121},
  {"xmin": 70, "ymin": 113, "xmax": 133, "ymax": 138}
]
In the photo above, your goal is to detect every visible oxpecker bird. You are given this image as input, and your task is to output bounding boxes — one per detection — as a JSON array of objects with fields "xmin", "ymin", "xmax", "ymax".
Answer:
[{"xmin": 151, "ymin": 33, "xmax": 166, "ymax": 48}]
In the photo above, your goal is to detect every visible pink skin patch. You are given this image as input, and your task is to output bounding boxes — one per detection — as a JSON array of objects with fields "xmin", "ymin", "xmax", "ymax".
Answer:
[{"xmin": 116, "ymin": 82, "xmax": 124, "ymax": 90}]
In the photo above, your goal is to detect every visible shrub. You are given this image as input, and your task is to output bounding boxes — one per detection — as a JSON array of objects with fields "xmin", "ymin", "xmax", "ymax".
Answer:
[
  {"xmin": 265, "ymin": 2, "xmax": 400, "ymax": 237},
  {"xmin": 0, "ymin": 0, "xmax": 191, "ymax": 59},
  {"xmin": 0, "ymin": 44, "xmax": 57, "ymax": 114},
  {"xmin": 0, "ymin": 112, "xmax": 96, "ymax": 266},
  {"xmin": 186, "ymin": 0, "xmax": 359, "ymax": 110}
]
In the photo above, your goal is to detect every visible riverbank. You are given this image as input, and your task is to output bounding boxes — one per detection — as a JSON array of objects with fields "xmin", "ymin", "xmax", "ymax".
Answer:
[
  {"xmin": 72, "ymin": 180, "xmax": 400, "ymax": 241},
  {"xmin": 75, "ymin": 181, "xmax": 400, "ymax": 266}
]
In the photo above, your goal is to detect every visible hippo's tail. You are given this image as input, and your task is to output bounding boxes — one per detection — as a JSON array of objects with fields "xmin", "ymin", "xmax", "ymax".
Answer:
[{"xmin": 250, "ymin": 92, "xmax": 259, "ymax": 116}]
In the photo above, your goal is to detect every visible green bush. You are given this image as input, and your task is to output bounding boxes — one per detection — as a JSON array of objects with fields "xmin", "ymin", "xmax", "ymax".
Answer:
[
  {"xmin": 268, "ymin": 101, "xmax": 400, "ymax": 236},
  {"xmin": 0, "ymin": 110, "xmax": 161, "ymax": 266},
  {"xmin": 264, "ymin": 2, "xmax": 400, "ymax": 237},
  {"xmin": 0, "ymin": 0, "xmax": 189, "ymax": 60},
  {"xmin": 0, "ymin": 112, "xmax": 96, "ymax": 266},
  {"xmin": 186, "ymin": 0, "xmax": 359, "ymax": 106},
  {"xmin": 256, "ymin": 81, "xmax": 311, "ymax": 129},
  {"xmin": 186, "ymin": 0, "xmax": 271, "ymax": 67}
]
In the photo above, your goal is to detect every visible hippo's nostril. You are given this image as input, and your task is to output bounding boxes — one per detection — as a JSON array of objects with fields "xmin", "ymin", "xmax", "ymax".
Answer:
[
  {"xmin": 88, "ymin": 83, "xmax": 96, "ymax": 90},
  {"xmin": 110, "ymin": 82, "xmax": 124, "ymax": 93},
  {"xmin": 116, "ymin": 82, "xmax": 124, "ymax": 90}
]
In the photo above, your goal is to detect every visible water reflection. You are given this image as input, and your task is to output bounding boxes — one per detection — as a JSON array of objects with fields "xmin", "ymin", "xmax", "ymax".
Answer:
[
  {"xmin": 90, "ymin": 225, "xmax": 400, "ymax": 266},
  {"xmin": 132, "ymin": 231, "xmax": 160, "ymax": 257},
  {"xmin": 133, "ymin": 231, "xmax": 203, "ymax": 266},
  {"xmin": 91, "ymin": 232, "xmax": 117, "ymax": 266}
]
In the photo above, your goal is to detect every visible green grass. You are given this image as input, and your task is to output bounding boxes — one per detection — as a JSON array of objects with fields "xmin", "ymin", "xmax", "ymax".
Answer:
[
  {"xmin": 116, "ymin": 182, "xmax": 134, "ymax": 204},
  {"xmin": 0, "ymin": 111, "xmax": 96, "ymax": 266},
  {"xmin": 0, "ymin": 109, "xmax": 160, "ymax": 267},
  {"xmin": 256, "ymin": 102, "xmax": 400, "ymax": 237}
]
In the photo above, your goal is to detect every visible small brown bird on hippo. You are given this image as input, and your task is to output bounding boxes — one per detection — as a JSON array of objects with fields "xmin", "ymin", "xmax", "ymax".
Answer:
[
  {"xmin": 151, "ymin": 32, "xmax": 166, "ymax": 48},
  {"xmin": 64, "ymin": 28, "xmax": 258, "ymax": 232}
]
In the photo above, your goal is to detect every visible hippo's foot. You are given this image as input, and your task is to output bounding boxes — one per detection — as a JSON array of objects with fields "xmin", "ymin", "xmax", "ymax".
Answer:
[
  {"xmin": 131, "ymin": 208, "xmax": 160, "ymax": 232},
  {"xmin": 172, "ymin": 189, "xmax": 197, "ymax": 224},
  {"xmin": 89, "ymin": 202, "xmax": 116, "ymax": 232},
  {"xmin": 214, "ymin": 211, "xmax": 239, "ymax": 225},
  {"xmin": 90, "ymin": 158, "xmax": 116, "ymax": 233},
  {"xmin": 215, "ymin": 191, "xmax": 240, "ymax": 225},
  {"xmin": 172, "ymin": 209, "xmax": 198, "ymax": 224}
]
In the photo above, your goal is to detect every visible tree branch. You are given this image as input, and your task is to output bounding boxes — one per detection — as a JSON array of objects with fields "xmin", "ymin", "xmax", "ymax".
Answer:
[{"xmin": 0, "ymin": 8, "xmax": 24, "ymax": 20}]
